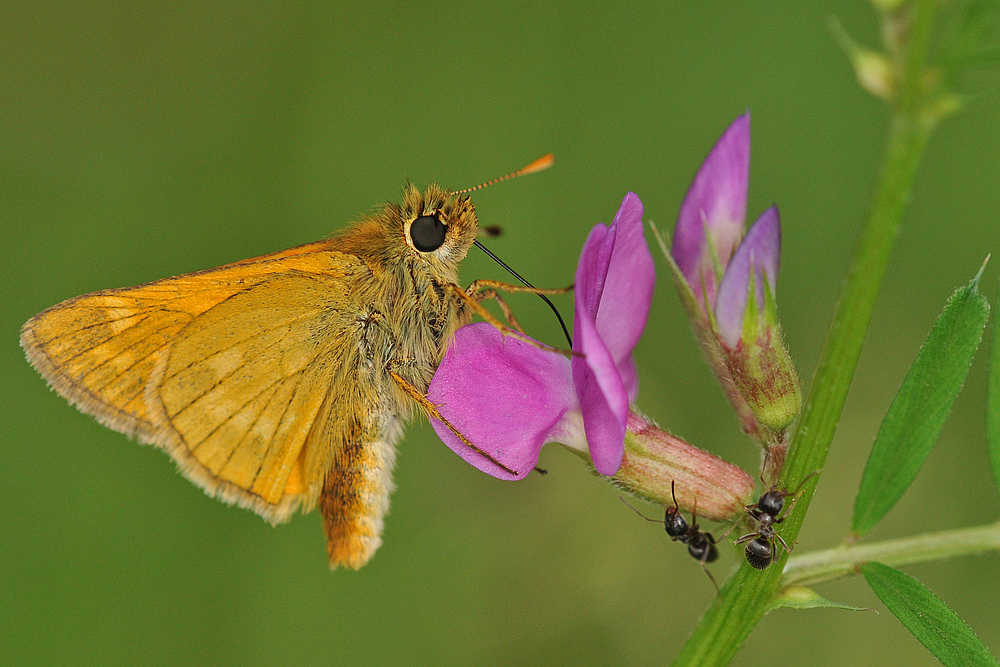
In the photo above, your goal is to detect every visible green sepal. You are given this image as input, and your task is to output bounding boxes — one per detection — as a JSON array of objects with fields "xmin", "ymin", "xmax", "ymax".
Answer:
[{"xmin": 770, "ymin": 586, "xmax": 873, "ymax": 613}]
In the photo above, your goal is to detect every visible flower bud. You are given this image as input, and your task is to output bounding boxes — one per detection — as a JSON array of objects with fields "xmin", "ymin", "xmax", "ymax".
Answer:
[
  {"xmin": 668, "ymin": 116, "xmax": 802, "ymax": 445},
  {"xmin": 714, "ymin": 213, "xmax": 801, "ymax": 433},
  {"xmin": 720, "ymin": 320, "xmax": 802, "ymax": 434}
]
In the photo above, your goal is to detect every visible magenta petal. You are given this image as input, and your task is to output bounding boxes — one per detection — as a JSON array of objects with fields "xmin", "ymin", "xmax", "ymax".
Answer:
[
  {"xmin": 572, "ymin": 305, "xmax": 629, "ymax": 476},
  {"xmin": 596, "ymin": 193, "xmax": 655, "ymax": 375},
  {"xmin": 673, "ymin": 113, "xmax": 751, "ymax": 307},
  {"xmin": 715, "ymin": 205, "xmax": 781, "ymax": 348},
  {"xmin": 427, "ymin": 323, "xmax": 576, "ymax": 480},
  {"xmin": 575, "ymin": 192, "xmax": 654, "ymax": 398},
  {"xmin": 617, "ymin": 356, "xmax": 640, "ymax": 404},
  {"xmin": 575, "ymin": 223, "xmax": 614, "ymax": 331}
]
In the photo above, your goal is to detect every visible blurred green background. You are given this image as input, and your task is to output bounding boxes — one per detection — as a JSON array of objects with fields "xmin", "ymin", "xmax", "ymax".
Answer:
[{"xmin": 3, "ymin": 2, "xmax": 998, "ymax": 665}]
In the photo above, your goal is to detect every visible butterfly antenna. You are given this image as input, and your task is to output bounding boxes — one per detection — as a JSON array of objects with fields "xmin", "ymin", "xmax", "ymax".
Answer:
[
  {"xmin": 474, "ymin": 239, "xmax": 572, "ymax": 347},
  {"xmin": 459, "ymin": 154, "xmax": 569, "ymax": 347},
  {"xmin": 452, "ymin": 154, "xmax": 554, "ymax": 195}
]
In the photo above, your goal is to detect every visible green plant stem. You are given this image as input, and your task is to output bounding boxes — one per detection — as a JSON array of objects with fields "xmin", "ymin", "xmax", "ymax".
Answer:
[
  {"xmin": 781, "ymin": 521, "xmax": 1000, "ymax": 588},
  {"xmin": 673, "ymin": 3, "xmax": 940, "ymax": 664}
]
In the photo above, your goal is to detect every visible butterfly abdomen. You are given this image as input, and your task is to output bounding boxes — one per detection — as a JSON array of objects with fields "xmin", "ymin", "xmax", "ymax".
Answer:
[{"xmin": 319, "ymin": 416, "xmax": 403, "ymax": 570}]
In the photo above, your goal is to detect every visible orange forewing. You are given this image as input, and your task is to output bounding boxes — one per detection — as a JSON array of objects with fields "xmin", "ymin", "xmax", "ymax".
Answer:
[{"xmin": 21, "ymin": 242, "xmax": 368, "ymax": 523}]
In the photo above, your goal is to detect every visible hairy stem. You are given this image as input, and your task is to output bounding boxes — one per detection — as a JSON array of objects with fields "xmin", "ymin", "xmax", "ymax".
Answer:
[
  {"xmin": 673, "ymin": 3, "xmax": 940, "ymax": 664},
  {"xmin": 782, "ymin": 521, "xmax": 1000, "ymax": 588}
]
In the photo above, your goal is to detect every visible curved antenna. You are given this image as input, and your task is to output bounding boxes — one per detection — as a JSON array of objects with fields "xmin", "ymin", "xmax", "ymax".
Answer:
[
  {"xmin": 474, "ymin": 240, "xmax": 573, "ymax": 348},
  {"xmin": 452, "ymin": 154, "xmax": 554, "ymax": 195}
]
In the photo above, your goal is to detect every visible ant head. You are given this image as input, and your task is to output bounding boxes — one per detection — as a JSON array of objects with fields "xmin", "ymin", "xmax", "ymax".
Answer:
[
  {"xmin": 745, "ymin": 537, "xmax": 774, "ymax": 569},
  {"xmin": 664, "ymin": 510, "xmax": 689, "ymax": 538}
]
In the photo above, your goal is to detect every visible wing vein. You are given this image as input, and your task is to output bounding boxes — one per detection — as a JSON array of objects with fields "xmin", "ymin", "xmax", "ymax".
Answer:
[
  {"xmin": 246, "ymin": 374, "xmax": 301, "ymax": 487},
  {"xmin": 188, "ymin": 371, "xmax": 290, "ymax": 450},
  {"xmin": 45, "ymin": 313, "xmax": 155, "ymax": 365}
]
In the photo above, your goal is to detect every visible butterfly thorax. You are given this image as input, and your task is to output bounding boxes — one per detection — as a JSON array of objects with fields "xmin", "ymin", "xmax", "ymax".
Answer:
[{"xmin": 315, "ymin": 185, "xmax": 480, "ymax": 567}]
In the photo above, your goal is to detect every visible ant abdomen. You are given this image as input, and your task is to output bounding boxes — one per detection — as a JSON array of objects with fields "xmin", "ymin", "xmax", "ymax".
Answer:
[{"xmin": 744, "ymin": 537, "xmax": 773, "ymax": 570}]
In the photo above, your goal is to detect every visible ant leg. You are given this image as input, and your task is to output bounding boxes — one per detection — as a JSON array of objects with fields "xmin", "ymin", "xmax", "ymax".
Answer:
[
  {"xmin": 790, "ymin": 470, "xmax": 820, "ymax": 495},
  {"xmin": 619, "ymin": 497, "xmax": 664, "ymax": 524},
  {"xmin": 700, "ymin": 559, "xmax": 720, "ymax": 593},
  {"xmin": 774, "ymin": 482, "xmax": 811, "ymax": 524},
  {"xmin": 733, "ymin": 532, "xmax": 758, "ymax": 546},
  {"xmin": 715, "ymin": 519, "xmax": 741, "ymax": 541}
]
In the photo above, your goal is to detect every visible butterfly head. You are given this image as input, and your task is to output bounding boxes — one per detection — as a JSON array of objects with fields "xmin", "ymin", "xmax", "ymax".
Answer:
[{"xmin": 399, "ymin": 184, "xmax": 479, "ymax": 268}]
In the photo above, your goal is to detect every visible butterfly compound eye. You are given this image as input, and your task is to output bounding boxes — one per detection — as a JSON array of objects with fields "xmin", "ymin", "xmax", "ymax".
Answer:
[{"xmin": 410, "ymin": 214, "xmax": 447, "ymax": 252}]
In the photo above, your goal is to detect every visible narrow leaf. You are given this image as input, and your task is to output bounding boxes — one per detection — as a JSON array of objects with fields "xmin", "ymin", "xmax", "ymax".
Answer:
[
  {"xmin": 989, "ymin": 278, "xmax": 1000, "ymax": 495},
  {"xmin": 853, "ymin": 265, "xmax": 991, "ymax": 536},
  {"xmin": 862, "ymin": 562, "xmax": 999, "ymax": 666},
  {"xmin": 770, "ymin": 586, "xmax": 872, "ymax": 613}
]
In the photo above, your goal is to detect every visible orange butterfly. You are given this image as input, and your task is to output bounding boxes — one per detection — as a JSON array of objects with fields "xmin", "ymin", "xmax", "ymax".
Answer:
[{"xmin": 21, "ymin": 155, "xmax": 553, "ymax": 569}]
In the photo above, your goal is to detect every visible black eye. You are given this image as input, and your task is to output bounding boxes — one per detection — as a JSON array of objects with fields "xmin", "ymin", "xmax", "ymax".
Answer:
[{"xmin": 410, "ymin": 214, "xmax": 447, "ymax": 252}]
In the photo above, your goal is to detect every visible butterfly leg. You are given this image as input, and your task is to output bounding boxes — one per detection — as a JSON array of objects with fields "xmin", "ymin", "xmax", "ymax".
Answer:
[
  {"xmin": 465, "ymin": 279, "xmax": 572, "ymax": 298},
  {"xmin": 388, "ymin": 369, "xmax": 518, "ymax": 477},
  {"xmin": 471, "ymin": 288, "xmax": 525, "ymax": 333},
  {"xmin": 446, "ymin": 284, "xmax": 574, "ymax": 358},
  {"xmin": 466, "ymin": 279, "xmax": 574, "ymax": 350}
]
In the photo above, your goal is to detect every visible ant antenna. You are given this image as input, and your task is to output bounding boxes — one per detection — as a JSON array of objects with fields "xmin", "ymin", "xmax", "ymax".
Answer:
[{"xmin": 452, "ymin": 154, "xmax": 554, "ymax": 195}]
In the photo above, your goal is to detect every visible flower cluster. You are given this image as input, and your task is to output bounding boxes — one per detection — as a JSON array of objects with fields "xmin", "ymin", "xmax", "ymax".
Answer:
[{"xmin": 665, "ymin": 113, "xmax": 801, "ymax": 453}]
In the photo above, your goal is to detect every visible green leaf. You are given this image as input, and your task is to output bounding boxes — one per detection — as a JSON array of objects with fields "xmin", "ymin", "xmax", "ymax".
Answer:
[
  {"xmin": 862, "ymin": 562, "xmax": 999, "ymax": 666},
  {"xmin": 989, "ymin": 278, "xmax": 1000, "ymax": 496},
  {"xmin": 853, "ymin": 265, "xmax": 991, "ymax": 536},
  {"xmin": 770, "ymin": 586, "xmax": 872, "ymax": 613}
]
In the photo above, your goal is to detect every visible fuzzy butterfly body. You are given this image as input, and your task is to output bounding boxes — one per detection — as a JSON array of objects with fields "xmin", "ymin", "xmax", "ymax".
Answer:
[{"xmin": 21, "ymin": 183, "xmax": 480, "ymax": 569}]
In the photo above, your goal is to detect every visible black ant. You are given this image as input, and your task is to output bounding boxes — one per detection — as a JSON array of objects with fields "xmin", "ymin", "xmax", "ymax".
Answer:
[
  {"xmin": 733, "ymin": 471, "xmax": 818, "ymax": 570},
  {"xmin": 621, "ymin": 481, "xmax": 719, "ymax": 591}
]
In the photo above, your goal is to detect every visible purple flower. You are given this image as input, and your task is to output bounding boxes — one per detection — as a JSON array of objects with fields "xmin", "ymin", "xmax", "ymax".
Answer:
[
  {"xmin": 427, "ymin": 192, "xmax": 654, "ymax": 479},
  {"xmin": 664, "ymin": 113, "xmax": 800, "ymax": 444},
  {"xmin": 673, "ymin": 113, "xmax": 751, "ymax": 311}
]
